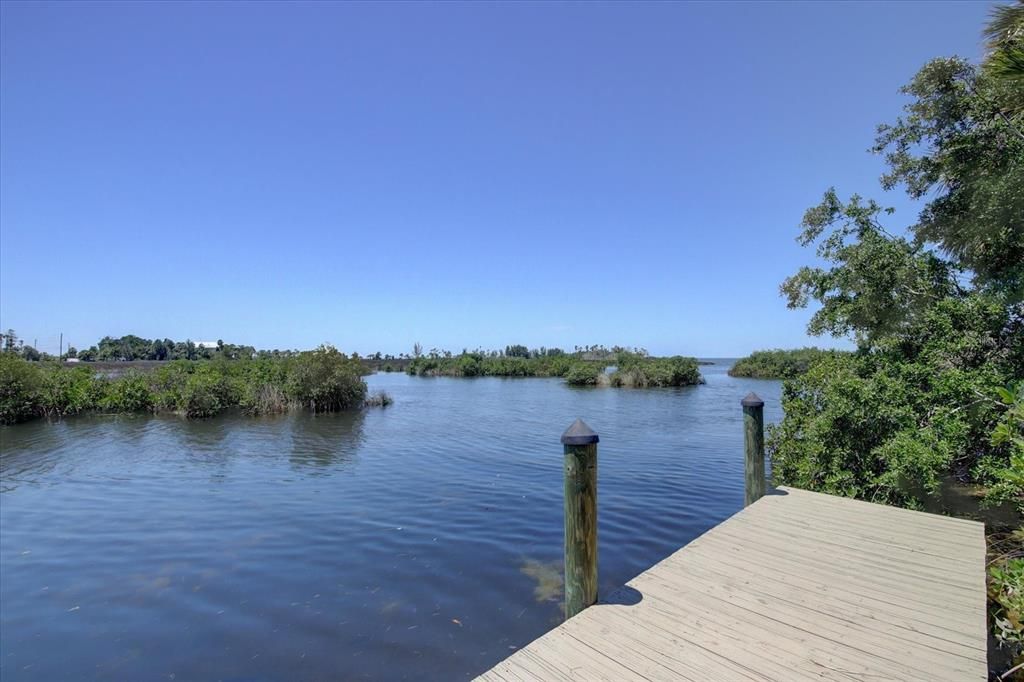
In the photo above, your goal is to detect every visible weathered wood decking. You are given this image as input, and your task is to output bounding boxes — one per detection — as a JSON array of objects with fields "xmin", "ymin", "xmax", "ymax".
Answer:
[{"xmin": 477, "ymin": 486, "xmax": 987, "ymax": 681}]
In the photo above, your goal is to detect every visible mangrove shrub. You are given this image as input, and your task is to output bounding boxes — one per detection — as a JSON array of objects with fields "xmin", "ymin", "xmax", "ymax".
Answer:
[
  {"xmin": 609, "ymin": 355, "xmax": 703, "ymax": 388},
  {"xmin": 768, "ymin": 44, "xmax": 1023, "ymax": 512},
  {"xmin": 728, "ymin": 348, "xmax": 849, "ymax": 380},
  {"xmin": 0, "ymin": 345, "xmax": 369, "ymax": 424}
]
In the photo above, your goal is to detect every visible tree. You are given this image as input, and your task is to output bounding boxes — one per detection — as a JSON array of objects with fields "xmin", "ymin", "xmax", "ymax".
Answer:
[
  {"xmin": 505, "ymin": 344, "xmax": 530, "ymax": 358},
  {"xmin": 151, "ymin": 339, "xmax": 169, "ymax": 361},
  {"xmin": 3, "ymin": 329, "xmax": 18, "ymax": 353},
  {"xmin": 770, "ymin": 21, "xmax": 1023, "ymax": 513},
  {"xmin": 285, "ymin": 345, "xmax": 366, "ymax": 412},
  {"xmin": 781, "ymin": 190, "xmax": 957, "ymax": 345},
  {"xmin": 984, "ymin": 0, "xmax": 1024, "ymax": 86},
  {"xmin": 872, "ymin": 58, "xmax": 1023, "ymax": 296}
]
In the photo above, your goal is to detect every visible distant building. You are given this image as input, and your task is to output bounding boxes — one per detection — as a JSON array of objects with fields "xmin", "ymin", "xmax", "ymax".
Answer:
[{"xmin": 196, "ymin": 341, "xmax": 219, "ymax": 350}]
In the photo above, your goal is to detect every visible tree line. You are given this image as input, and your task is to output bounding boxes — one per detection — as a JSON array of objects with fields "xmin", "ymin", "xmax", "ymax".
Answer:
[
  {"xmin": 1, "ymin": 331, "xmax": 654, "ymax": 366},
  {"xmin": 0, "ymin": 345, "xmax": 386, "ymax": 425},
  {"xmin": 405, "ymin": 348, "xmax": 704, "ymax": 388},
  {"xmin": 728, "ymin": 348, "xmax": 851, "ymax": 380}
]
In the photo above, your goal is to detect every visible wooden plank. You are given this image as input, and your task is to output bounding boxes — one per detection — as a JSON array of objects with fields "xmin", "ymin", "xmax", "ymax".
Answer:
[
  {"xmin": 706, "ymin": 516, "xmax": 980, "ymax": 587},
  {"xmin": 678, "ymin": 537, "xmax": 985, "ymax": 648},
  {"xmin": 584, "ymin": 600, "xmax": 854, "ymax": 682},
  {"xmin": 636, "ymin": 568, "xmax": 983, "ymax": 679},
  {"xmin": 734, "ymin": 498, "xmax": 983, "ymax": 562},
  {"xmin": 741, "ymin": 492, "xmax": 983, "ymax": 553},
  {"xmin": 697, "ymin": 526, "xmax": 983, "ymax": 613},
  {"xmin": 475, "ymin": 487, "xmax": 987, "ymax": 682},
  {"xmin": 659, "ymin": 549, "xmax": 986, "ymax": 658},
  {"xmin": 774, "ymin": 487, "xmax": 984, "ymax": 534}
]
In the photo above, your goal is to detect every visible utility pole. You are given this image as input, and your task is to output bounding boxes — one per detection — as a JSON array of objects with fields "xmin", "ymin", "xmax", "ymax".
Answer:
[{"xmin": 59, "ymin": 332, "xmax": 63, "ymax": 362}]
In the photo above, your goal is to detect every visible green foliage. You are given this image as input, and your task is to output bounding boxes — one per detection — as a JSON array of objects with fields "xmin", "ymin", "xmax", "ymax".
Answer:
[
  {"xmin": 873, "ymin": 56, "xmax": 1024, "ymax": 296},
  {"xmin": 505, "ymin": 344, "xmax": 530, "ymax": 358},
  {"xmin": 609, "ymin": 355, "xmax": 704, "ymax": 388},
  {"xmin": 284, "ymin": 345, "xmax": 367, "ymax": 413},
  {"xmin": 772, "ymin": 355, "xmax": 937, "ymax": 506},
  {"xmin": 180, "ymin": 371, "xmax": 228, "ymax": 418},
  {"xmin": 0, "ymin": 354, "xmax": 42, "ymax": 424},
  {"xmin": 73, "ymin": 334, "xmax": 259, "ymax": 362},
  {"xmin": 990, "ymin": 556, "xmax": 1024, "ymax": 656},
  {"xmin": 770, "ymin": 16, "xmax": 1024, "ymax": 520},
  {"xmin": 403, "ymin": 347, "xmax": 703, "ymax": 389},
  {"xmin": 773, "ymin": 42, "xmax": 1017, "ymax": 673},
  {"xmin": 100, "ymin": 370, "xmax": 153, "ymax": 412},
  {"xmin": 781, "ymin": 190, "xmax": 956, "ymax": 344},
  {"xmin": 729, "ymin": 348, "xmax": 849, "ymax": 379},
  {"xmin": 406, "ymin": 350, "xmax": 577, "ymax": 379},
  {"xmin": 988, "ymin": 526, "xmax": 1024, "ymax": 675},
  {"xmin": 38, "ymin": 365, "xmax": 106, "ymax": 417},
  {"xmin": 988, "ymin": 384, "xmax": 1024, "ymax": 513},
  {"xmin": 176, "ymin": 362, "xmax": 244, "ymax": 418},
  {"xmin": 148, "ymin": 361, "xmax": 192, "ymax": 412},
  {"xmin": 2, "ymin": 329, "xmax": 18, "ymax": 353},
  {"xmin": 0, "ymin": 349, "xmax": 370, "ymax": 423},
  {"xmin": 770, "ymin": 294, "xmax": 1020, "ymax": 508},
  {"xmin": 984, "ymin": 1, "xmax": 1024, "ymax": 87},
  {"xmin": 243, "ymin": 382, "xmax": 289, "ymax": 415},
  {"xmin": 564, "ymin": 362, "xmax": 601, "ymax": 386}
]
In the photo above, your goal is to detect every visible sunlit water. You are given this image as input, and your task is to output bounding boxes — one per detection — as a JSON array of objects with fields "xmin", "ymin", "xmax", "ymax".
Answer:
[{"xmin": 0, "ymin": 361, "xmax": 781, "ymax": 681}]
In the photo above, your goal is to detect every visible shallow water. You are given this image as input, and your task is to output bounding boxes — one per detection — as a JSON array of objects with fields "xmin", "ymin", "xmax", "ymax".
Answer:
[{"xmin": 0, "ymin": 361, "xmax": 781, "ymax": 680}]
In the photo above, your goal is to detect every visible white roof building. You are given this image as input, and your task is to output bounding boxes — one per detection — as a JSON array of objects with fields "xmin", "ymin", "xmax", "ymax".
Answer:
[{"xmin": 196, "ymin": 341, "xmax": 219, "ymax": 350}]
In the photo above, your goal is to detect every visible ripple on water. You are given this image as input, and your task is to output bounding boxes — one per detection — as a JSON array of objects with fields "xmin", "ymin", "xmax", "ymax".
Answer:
[{"xmin": 0, "ymin": 364, "xmax": 780, "ymax": 680}]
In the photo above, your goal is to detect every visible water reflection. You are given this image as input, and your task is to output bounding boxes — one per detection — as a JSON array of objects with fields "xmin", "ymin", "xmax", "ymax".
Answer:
[
  {"xmin": 288, "ymin": 410, "xmax": 365, "ymax": 471},
  {"xmin": 0, "ymin": 363, "xmax": 782, "ymax": 681},
  {"xmin": 173, "ymin": 413, "xmax": 237, "ymax": 459},
  {"xmin": 0, "ymin": 417, "xmax": 120, "ymax": 491}
]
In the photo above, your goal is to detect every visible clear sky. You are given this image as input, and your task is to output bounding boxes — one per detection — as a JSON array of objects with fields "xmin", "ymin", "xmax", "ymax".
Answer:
[{"xmin": 0, "ymin": 1, "xmax": 992, "ymax": 357}]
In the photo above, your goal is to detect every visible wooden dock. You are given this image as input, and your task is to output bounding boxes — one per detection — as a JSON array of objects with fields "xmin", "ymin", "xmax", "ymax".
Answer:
[{"xmin": 477, "ymin": 486, "xmax": 988, "ymax": 681}]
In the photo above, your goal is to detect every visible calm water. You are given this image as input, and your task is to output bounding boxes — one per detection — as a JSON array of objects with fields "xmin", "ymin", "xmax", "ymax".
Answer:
[{"xmin": 0, "ymin": 361, "xmax": 781, "ymax": 681}]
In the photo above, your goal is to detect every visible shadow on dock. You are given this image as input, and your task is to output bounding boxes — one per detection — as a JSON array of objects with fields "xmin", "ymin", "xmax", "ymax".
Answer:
[{"xmin": 598, "ymin": 585, "xmax": 643, "ymax": 607}]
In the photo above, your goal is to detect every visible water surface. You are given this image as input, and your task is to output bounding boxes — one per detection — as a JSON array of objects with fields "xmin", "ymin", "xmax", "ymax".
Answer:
[{"xmin": 0, "ymin": 361, "xmax": 781, "ymax": 680}]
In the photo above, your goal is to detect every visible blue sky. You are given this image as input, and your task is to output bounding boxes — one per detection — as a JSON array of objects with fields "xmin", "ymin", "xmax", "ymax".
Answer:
[{"xmin": 0, "ymin": 1, "xmax": 992, "ymax": 357}]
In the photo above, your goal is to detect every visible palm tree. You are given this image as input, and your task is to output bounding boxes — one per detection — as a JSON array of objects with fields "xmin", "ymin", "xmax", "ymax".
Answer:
[{"xmin": 984, "ymin": 1, "xmax": 1024, "ymax": 82}]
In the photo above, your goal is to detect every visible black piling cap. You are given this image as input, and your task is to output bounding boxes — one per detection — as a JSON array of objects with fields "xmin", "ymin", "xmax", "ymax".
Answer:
[
  {"xmin": 561, "ymin": 418, "xmax": 599, "ymax": 445},
  {"xmin": 741, "ymin": 392, "xmax": 764, "ymax": 408}
]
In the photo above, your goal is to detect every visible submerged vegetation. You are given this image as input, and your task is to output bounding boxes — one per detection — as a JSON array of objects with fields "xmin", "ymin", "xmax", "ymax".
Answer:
[
  {"xmin": 405, "ymin": 347, "xmax": 704, "ymax": 389},
  {"xmin": 728, "ymin": 348, "xmax": 849, "ymax": 380},
  {"xmin": 0, "ymin": 346, "xmax": 375, "ymax": 424}
]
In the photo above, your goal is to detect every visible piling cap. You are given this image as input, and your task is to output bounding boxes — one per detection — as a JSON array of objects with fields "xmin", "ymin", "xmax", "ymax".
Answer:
[
  {"xmin": 741, "ymin": 392, "xmax": 764, "ymax": 408},
  {"xmin": 561, "ymin": 418, "xmax": 599, "ymax": 445}
]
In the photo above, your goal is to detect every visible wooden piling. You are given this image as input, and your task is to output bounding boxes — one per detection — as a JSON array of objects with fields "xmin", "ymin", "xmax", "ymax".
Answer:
[
  {"xmin": 741, "ymin": 392, "xmax": 765, "ymax": 506},
  {"xmin": 561, "ymin": 418, "xmax": 598, "ymax": 619}
]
